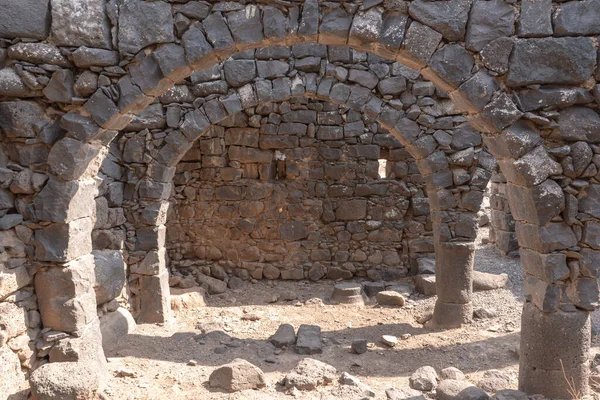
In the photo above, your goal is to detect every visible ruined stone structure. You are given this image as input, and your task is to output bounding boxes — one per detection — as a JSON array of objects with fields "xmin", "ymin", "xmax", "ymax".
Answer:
[{"xmin": 0, "ymin": 0, "xmax": 599, "ymax": 398}]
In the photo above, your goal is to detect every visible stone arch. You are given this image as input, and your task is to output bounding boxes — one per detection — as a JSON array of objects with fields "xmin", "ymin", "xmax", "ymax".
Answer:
[
  {"xmin": 117, "ymin": 73, "xmax": 491, "ymax": 327},
  {"xmin": 0, "ymin": 0, "xmax": 598, "ymax": 398}
]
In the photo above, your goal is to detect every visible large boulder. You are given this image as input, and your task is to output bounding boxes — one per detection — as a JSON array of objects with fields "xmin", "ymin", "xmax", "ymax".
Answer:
[
  {"xmin": 209, "ymin": 359, "xmax": 266, "ymax": 392},
  {"xmin": 99, "ymin": 308, "xmax": 136, "ymax": 354},
  {"xmin": 92, "ymin": 250, "xmax": 126, "ymax": 305},
  {"xmin": 29, "ymin": 361, "xmax": 103, "ymax": 400}
]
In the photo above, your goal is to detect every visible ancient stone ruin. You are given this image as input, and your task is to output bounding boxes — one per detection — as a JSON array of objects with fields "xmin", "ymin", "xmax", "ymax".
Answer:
[{"xmin": 1, "ymin": 0, "xmax": 600, "ymax": 398}]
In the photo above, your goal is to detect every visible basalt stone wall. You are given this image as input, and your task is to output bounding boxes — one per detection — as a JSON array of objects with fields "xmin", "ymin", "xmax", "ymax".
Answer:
[
  {"xmin": 109, "ymin": 45, "xmax": 488, "ymax": 300},
  {"xmin": 0, "ymin": 0, "xmax": 600, "ymax": 397},
  {"xmin": 167, "ymin": 99, "xmax": 429, "ymax": 284}
]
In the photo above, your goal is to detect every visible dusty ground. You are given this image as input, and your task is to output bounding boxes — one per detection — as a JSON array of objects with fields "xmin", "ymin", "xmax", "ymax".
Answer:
[{"xmin": 99, "ymin": 222, "xmax": 585, "ymax": 400}]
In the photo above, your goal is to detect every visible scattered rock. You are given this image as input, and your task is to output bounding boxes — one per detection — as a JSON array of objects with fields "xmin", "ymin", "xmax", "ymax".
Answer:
[
  {"xmin": 473, "ymin": 308, "xmax": 497, "ymax": 319},
  {"xmin": 270, "ymin": 324, "xmax": 296, "ymax": 348},
  {"xmin": 352, "ymin": 339, "xmax": 368, "ymax": 354},
  {"xmin": 296, "ymin": 324, "xmax": 323, "ymax": 355},
  {"xmin": 440, "ymin": 367, "xmax": 466, "ymax": 381},
  {"xmin": 209, "ymin": 358, "xmax": 266, "ymax": 392},
  {"xmin": 376, "ymin": 291, "xmax": 406, "ymax": 306},
  {"xmin": 170, "ymin": 287, "xmax": 206, "ymax": 311},
  {"xmin": 437, "ymin": 379, "xmax": 490, "ymax": 400},
  {"xmin": 410, "ymin": 366, "xmax": 438, "ymax": 391},
  {"xmin": 381, "ymin": 335, "xmax": 398, "ymax": 347},
  {"xmin": 284, "ymin": 358, "xmax": 337, "ymax": 391},
  {"xmin": 477, "ymin": 370, "xmax": 513, "ymax": 393},
  {"xmin": 473, "ymin": 271, "xmax": 508, "ymax": 291},
  {"xmin": 339, "ymin": 372, "xmax": 375, "ymax": 397},
  {"xmin": 386, "ymin": 387, "xmax": 426, "ymax": 400},
  {"xmin": 492, "ymin": 389, "xmax": 528, "ymax": 400}
]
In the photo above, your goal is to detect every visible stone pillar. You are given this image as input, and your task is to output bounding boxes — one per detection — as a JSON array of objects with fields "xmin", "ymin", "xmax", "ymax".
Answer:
[
  {"xmin": 132, "ymin": 208, "xmax": 171, "ymax": 324},
  {"xmin": 519, "ymin": 302, "xmax": 590, "ymax": 398},
  {"xmin": 429, "ymin": 241, "xmax": 475, "ymax": 328},
  {"xmin": 485, "ymin": 119, "xmax": 594, "ymax": 397},
  {"xmin": 489, "ymin": 169, "xmax": 518, "ymax": 254}
]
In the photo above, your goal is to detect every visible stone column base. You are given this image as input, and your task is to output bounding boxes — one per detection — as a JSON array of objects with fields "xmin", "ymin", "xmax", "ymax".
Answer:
[
  {"xmin": 427, "ymin": 301, "xmax": 473, "ymax": 329},
  {"xmin": 519, "ymin": 302, "xmax": 590, "ymax": 399}
]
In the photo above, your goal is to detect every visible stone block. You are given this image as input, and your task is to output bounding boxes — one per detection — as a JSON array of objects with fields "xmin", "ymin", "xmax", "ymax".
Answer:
[
  {"xmin": 0, "ymin": 348, "xmax": 27, "ymax": 399},
  {"xmin": 35, "ymin": 255, "xmax": 97, "ymax": 333},
  {"xmin": 136, "ymin": 225, "xmax": 166, "ymax": 251},
  {"xmin": 34, "ymin": 178, "xmax": 97, "ymax": 223},
  {"xmin": 524, "ymin": 275, "xmax": 560, "ymax": 312},
  {"xmin": 118, "ymin": 0, "xmax": 175, "ymax": 54},
  {"xmin": 35, "ymin": 218, "xmax": 93, "ymax": 262},
  {"xmin": 0, "ymin": 67, "xmax": 41, "ymax": 97},
  {"xmin": 402, "ymin": 21, "xmax": 442, "ymax": 66},
  {"xmin": 0, "ymin": 0, "xmax": 50, "ymax": 40},
  {"xmin": 0, "ymin": 265, "xmax": 32, "ymax": 301},
  {"xmin": 51, "ymin": 0, "xmax": 111, "ymax": 49},
  {"xmin": 336, "ymin": 199, "xmax": 367, "ymax": 221},
  {"xmin": 92, "ymin": 250, "xmax": 125, "ymax": 305},
  {"xmin": 518, "ymin": 0, "xmax": 552, "ymax": 38},
  {"xmin": 295, "ymin": 324, "xmax": 322, "ymax": 355},
  {"xmin": 409, "ymin": 0, "xmax": 471, "ymax": 41},
  {"xmin": 137, "ymin": 271, "xmax": 171, "ymax": 324},
  {"xmin": 499, "ymin": 146, "xmax": 561, "ymax": 187},
  {"xmin": 280, "ymin": 222, "xmax": 308, "ymax": 241},
  {"xmin": 47, "ymin": 138, "xmax": 103, "ymax": 181},
  {"xmin": 429, "ymin": 44, "xmax": 475, "ymax": 87},
  {"xmin": 553, "ymin": 0, "xmax": 600, "ymax": 36},
  {"xmin": 505, "ymin": 180, "xmax": 564, "ymax": 226},
  {"xmin": 0, "ymin": 101, "xmax": 48, "ymax": 139},
  {"xmin": 466, "ymin": 0, "xmax": 515, "ymax": 52},
  {"xmin": 515, "ymin": 222, "xmax": 577, "ymax": 253},
  {"xmin": 520, "ymin": 249, "xmax": 569, "ymax": 283},
  {"xmin": 229, "ymin": 146, "xmax": 272, "ymax": 163},
  {"xmin": 507, "ymin": 38, "xmax": 596, "ymax": 87}
]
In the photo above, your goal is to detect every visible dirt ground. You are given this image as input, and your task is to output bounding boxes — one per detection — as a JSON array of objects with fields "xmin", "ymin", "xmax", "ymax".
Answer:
[{"xmin": 101, "ymin": 226, "xmax": 599, "ymax": 400}]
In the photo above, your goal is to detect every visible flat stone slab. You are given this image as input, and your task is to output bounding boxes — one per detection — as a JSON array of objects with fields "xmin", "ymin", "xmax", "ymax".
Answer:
[
  {"xmin": 270, "ymin": 323, "xmax": 296, "ymax": 348},
  {"xmin": 295, "ymin": 324, "xmax": 323, "ymax": 355}
]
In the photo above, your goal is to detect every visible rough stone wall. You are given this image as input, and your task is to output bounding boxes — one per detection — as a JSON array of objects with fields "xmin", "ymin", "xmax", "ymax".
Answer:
[
  {"xmin": 106, "ymin": 46, "xmax": 487, "ymax": 299},
  {"xmin": 0, "ymin": 0, "xmax": 599, "ymax": 397},
  {"xmin": 488, "ymin": 168, "xmax": 518, "ymax": 255},
  {"xmin": 167, "ymin": 99, "xmax": 429, "ymax": 283}
]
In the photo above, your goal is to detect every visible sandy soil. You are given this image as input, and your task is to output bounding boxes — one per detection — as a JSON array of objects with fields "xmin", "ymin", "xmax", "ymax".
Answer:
[{"xmin": 98, "ymin": 222, "xmax": 587, "ymax": 400}]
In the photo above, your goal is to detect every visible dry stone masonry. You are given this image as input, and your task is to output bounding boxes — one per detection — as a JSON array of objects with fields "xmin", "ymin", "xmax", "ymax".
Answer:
[{"xmin": 0, "ymin": 0, "xmax": 599, "ymax": 398}]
